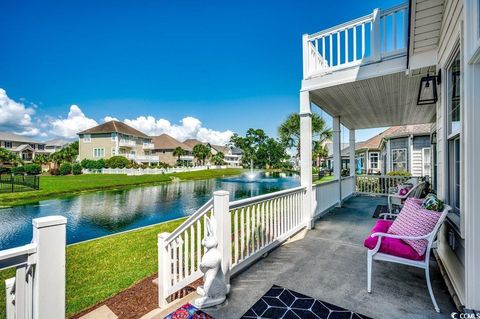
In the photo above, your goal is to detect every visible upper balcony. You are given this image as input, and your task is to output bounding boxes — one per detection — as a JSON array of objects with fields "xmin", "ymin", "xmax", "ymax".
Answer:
[
  {"xmin": 302, "ymin": 3, "xmax": 409, "ymax": 90},
  {"xmin": 119, "ymin": 139, "xmax": 137, "ymax": 147},
  {"xmin": 143, "ymin": 142, "xmax": 155, "ymax": 150}
]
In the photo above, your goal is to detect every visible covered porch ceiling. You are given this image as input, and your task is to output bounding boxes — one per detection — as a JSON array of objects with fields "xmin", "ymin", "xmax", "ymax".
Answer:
[{"xmin": 309, "ymin": 67, "xmax": 437, "ymax": 130}]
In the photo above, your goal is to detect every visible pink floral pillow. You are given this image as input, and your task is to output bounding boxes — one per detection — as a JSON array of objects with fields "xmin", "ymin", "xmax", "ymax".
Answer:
[
  {"xmin": 399, "ymin": 188, "xmax": 409, "ymax": 196},
  {"xmin": 388, "ymin": 198, "xmax": 441, "ymax": 256}
]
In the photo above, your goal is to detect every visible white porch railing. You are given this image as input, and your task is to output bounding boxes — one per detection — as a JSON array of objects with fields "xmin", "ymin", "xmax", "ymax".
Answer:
[
  {"xmin": 312, "ymin": 176, "xmax": 356, "ymax": 217},
  {"xmin": 157, "ymin": 186, "xmax": 306, "ymax": 307},
  {"xmin": 1, "ymin": 216, "xmax": 66, "ymax": 319},
  {"xmin": 119, "ymin": 139, "xmax": 137, "ymax": 147},
  {"xmin": 355, "ymin": 175, "xmax": 409, "ymax": 195},
  {"xmin": 303, "ymin": 2, "xmax": 408, "ymax": 78}
]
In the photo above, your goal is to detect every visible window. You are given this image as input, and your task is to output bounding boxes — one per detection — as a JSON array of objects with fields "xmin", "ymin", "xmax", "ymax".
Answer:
[
  {"xmin": 391, "ymin": 149, "xmax": 407, "ymax": 172},
  {"xmin": 111, "ymin": 133, "xmax": 117, "ymax": 141},
  {"xmin": 38, "ymin": 144, "xmax": 45, "ymax": 150},
  {"xmin": 446, "ymin": 48, "xmax": 462, "ymax": 219},
  {"xmin": 4, "ymin": 141, "xmax": 12, "ymax": 148},
  {"xmin": 83, "ymin": 134, "xmax": 91, "ymax": 143},
  {"xmin": 111, "ymin": 147, "xmax": 117, "ymax": 156},
  {"xmin": 369, "ymin": 152, "xmax": 379, "ymax": 169},
  {"xmin": 93, "ymin": 148, "xmax": 105, "ymax": 158},
  {"xmin": 449, "ymin": 138, "xmax": 461, "ymax": 216},
  {"xmin": 447, "ymin": 51, "xmax": 461, "ymax": 136},
  {"xmin": 422, "ymin": 147, "xmax": 431, "ymax": 177}
]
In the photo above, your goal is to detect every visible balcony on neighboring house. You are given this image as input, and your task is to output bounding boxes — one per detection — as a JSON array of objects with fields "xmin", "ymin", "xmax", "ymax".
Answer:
[
  {"xmin": 136, "ymin": 155, "xmax": 159, "ymax": 162},
  {"xmin": 119, "ymin": 139, "xmax": 137, "ymax": 147},
  {"xmin": 143, "ymin": 142, "xmax": 155, "ymax": 150},
  {"xmin": 179, "ymin": 155, "xmax": 194, "ymax": 161}
]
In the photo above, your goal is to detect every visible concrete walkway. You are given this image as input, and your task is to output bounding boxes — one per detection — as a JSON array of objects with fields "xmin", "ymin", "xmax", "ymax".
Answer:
[{"xmin": 204, "ymin": 195, "xmax": 457, "ymax": 319}]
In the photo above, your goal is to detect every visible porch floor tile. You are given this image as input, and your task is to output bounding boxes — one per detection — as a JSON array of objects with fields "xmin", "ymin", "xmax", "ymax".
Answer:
[{"xmin": 205, "ymin": 195, "xmax": 457, "ymax": 319}]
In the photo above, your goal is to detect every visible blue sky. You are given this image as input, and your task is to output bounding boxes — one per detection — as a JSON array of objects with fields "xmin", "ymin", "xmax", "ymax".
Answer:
[{"xmin": 0, "ymin": 0, "xmax": 401, "ymax": 144}]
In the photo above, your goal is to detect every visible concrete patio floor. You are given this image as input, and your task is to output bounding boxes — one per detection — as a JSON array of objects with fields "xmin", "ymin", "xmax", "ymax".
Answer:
[{"xmin": 204, "ymin": 195, "xmax": 457, "ymax": 319}]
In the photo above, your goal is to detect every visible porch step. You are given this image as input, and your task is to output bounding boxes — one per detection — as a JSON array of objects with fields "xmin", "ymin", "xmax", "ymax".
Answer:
[{"xmin": 139, "ymin": 292, "xmax": 199, "ymax": 319}]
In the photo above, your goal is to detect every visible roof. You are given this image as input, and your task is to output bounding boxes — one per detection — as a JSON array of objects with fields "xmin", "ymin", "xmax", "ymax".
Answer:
[
  {"xmin": 151, "ymin": 134, "xmax": 192, "ymax": 151},
  {"xmin": 0, "ymin": 132, "xmax": 44, "ymax": 145},
  {"xmin": 356, "ymin": 124, "xmax": 433, "ymax": 151},
  {"xmin": 78, "ymin": 120, "xmax": 149, "ymax": 138},
  {"xmin": 210, "ymin": 144, "xmax": 230, "ymax": 154},
  {"xmin": 13, "ymin": 144, "xmax": 34, "ymax": 152},
  {"xmin": 45, "ymin": 139, "xmax": 71, "ymax": 147},
  {"xmin": 183, "ymin": 139, "xmax": 203, "ymax": 148}
]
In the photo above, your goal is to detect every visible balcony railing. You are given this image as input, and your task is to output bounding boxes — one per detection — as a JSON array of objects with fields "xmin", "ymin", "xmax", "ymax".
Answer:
[
  {"xmin": 119, "ymin": 139, "xmax": 136, "ymax": 147},
  {"xmin": 303, "ymin": 3, "xmax": 408, "ymax": 78},
  {"xmin": 136, "ymin": 155, "xmax": 158, "ymax": 161},
  {"xmin": 143, "ymin": 143, "xmax": 155, "ymax": 149}
]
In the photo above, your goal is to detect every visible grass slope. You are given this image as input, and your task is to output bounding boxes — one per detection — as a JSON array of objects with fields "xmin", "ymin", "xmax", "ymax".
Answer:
[
  {"xmin": 0, "ymin": 218, "xmax": 187, "ymax": 319},
  {"xmin": 0, "ymin": 168, "xmax": 243, "ymax": 207}
]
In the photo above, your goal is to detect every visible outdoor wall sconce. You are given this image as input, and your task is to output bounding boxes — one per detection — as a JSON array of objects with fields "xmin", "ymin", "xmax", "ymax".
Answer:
[{"xmin": 417, "ymin": 70, "xmax": 441, "ymax": 105}]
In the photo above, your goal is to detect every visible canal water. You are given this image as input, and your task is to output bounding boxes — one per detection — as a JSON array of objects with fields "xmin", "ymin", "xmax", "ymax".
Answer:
[{"xmin": 0, "ymin": 172, "xmax": 299, "ymax": 250}]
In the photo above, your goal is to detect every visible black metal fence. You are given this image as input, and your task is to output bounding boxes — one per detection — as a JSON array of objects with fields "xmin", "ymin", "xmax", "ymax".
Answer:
[{"xmin": 0, "ymin": 174, "xmax": 40, "ymax": 193}]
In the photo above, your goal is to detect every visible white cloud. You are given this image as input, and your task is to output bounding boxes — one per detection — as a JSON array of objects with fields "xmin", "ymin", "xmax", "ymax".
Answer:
[
  {"xmin": 50, "ymin": 105, "xmax": 98, "ymax": 138},
  {"xmin": 0, "ymin": 88, "xmax": 39, "ymax": 136},
  {"xmin": 122, "ymin": 115, "xmax": 233, "ymax": 145}
]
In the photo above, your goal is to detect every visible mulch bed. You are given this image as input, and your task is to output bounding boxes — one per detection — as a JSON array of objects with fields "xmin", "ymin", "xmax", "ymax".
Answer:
[{"xmin": 71, "ymin": 274, "xmax": 202, "ymax": 319}]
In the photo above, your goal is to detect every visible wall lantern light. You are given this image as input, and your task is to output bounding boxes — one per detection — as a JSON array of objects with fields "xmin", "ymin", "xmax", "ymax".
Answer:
[{"xmin": 417, "ymin": 70, "xmax": 442, "ymax": 105}]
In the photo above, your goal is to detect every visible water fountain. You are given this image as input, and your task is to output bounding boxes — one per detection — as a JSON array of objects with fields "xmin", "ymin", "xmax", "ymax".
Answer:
[{"xmin": 245, "ymin": 159, "xmax": 259, "ymax": 181}]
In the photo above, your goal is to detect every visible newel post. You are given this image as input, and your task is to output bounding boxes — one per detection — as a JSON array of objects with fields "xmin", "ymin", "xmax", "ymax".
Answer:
[
  {"xmin": 32, "ymin": 216, "xmax": 67, "ymax": 319},
  {"xmin": 158, "ymin": 232, "xmax": 171, "ymax": 308},
  {"xmin": 213, "ymin": 191, "xmax": 231, "ymax": 286},
  {"xmin": 371, "ymin": 8, "xmax": 381, "ymax": 62}
]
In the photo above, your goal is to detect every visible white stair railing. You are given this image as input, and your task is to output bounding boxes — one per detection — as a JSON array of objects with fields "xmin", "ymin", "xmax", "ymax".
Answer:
[
  {"xmin": 1, "ymin": 216, "xmax": 67, "ymax": 319},
  {"xmin": 157, "ymin": 186, "xmax": 306, "ymax": 308}
]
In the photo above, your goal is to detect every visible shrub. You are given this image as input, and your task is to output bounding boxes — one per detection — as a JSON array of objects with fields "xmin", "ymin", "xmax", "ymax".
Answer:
[
  {"xmin": 59, "ymin": 162, "xmax": 72, "ymax": 175},
  {"xmin": 72, "ymin": 163, "xmax": 83, "ymax": 175},
  {"xmin": 24, "ymin": 164, "xmax": 42, "ymax": 175},
  {"xmin": 80, "ymin": 159, "xmax": 106, "ymax": 170},
  {"xmin": 11, "ymin": 166, "xmax": 25, "ymax": 175},
  {"xmin": 49, "ymin": 168, "xmax": 60, "ymax": 176},
  {"xmin": 387, "ymin": 170, "xmax": 411, "ymax": 177},
  {"xmin": 105, "ymin": 156, "xmax": 130, "ymax": 169}
]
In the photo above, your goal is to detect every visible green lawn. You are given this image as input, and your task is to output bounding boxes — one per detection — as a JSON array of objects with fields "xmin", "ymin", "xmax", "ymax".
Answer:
[
  {"xmin": 0, "ymin": 168, "xmax": 243, "ymax": 207},
  {"xmin": 313, "ymin": 174, "xmax": 336, "ymax": 184},
  {"xmin": 0, "ymin": 217, "xmax": 187, "ymax": 319}
]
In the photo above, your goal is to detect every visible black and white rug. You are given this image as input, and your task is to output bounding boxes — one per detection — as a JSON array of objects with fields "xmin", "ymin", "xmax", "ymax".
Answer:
[
  {"xmin": 372, "ymin": 205, "xmax": 389, "ymax": 219},
  {"xmin": 241, "ymin": 285, "xmax": 371, "ymax": 319}
]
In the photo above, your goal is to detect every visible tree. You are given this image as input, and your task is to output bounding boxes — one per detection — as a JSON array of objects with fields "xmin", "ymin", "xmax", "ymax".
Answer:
[
  {"xmin": 192, "ymin": 144, "xmax": 211, "ymax": 165},
  {"xmin": 33, "ymin": 153, "xmax": 50, "ymax": 165},
  {"xmin": 278, "ymin": 113, "xmax": 332, "ymax": 158},
  {"xmin": 312, "ymin": 141, "xmax": 329, "ymax": 167},
  {"xmin": 173, "ymin": 147, "xmax": 186, "ymax": 164},
  {"xmin": 211, "ymin": 152, "xmax": 225, "ymax": 165},
  {"xmin": 230, "ymin": 129, "xmax": 288, "ymax": 169},
  {"xmin": 0, "ymin": 147, "xmax": 23, "ymax": 167}
]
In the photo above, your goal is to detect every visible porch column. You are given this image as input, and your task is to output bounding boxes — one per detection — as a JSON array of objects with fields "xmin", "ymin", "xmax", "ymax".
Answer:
[
  {"xmin": 300, "ymin": 91, "xmax": 313, "ymax": 229},
  {"xmin": 349, "ymin": 129, "xmax": 356, "ymax": 193},
  {"xmin": 333, "ymin": 116, "xmax": 342, "ymax": 206},
  {"xmin": 464, "ymin": 38, "xmax": 480, "ymax": 311}
]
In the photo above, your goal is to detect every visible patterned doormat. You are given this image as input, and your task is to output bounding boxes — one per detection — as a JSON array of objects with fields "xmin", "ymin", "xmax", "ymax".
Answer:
[
  {"xmin": 164, "ymin": 303, "xmax": 213, "ymax": 319},
  {"xmin": 241, "ymin": 285, "xmax": 371, "ymax": 319},
  {"xmin": 372, "ymin": 205, "xmax": 389, "ymax": 219}
]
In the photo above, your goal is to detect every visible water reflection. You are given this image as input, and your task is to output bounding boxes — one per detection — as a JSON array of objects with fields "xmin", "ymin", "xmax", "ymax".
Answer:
[{"xmin": 0, "ymin": 172, "xmax": 299, "ymax": 250}]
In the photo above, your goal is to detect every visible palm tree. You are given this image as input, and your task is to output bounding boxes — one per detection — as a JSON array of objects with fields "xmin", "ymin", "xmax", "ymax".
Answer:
[
  {"xmin": 211, "ymin": 152, "xmax": 225, "ymax": 165},
  {"xmin": 278, "ymin": 113, "xmax": 332, "ymax": 158},
  {"xmin": 173, "ymin": 147, "xmax": 185, "ymax": 160},
  {"xmin": 192, "ymin": 144, "xmax": 211, "ymax": 166}
]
